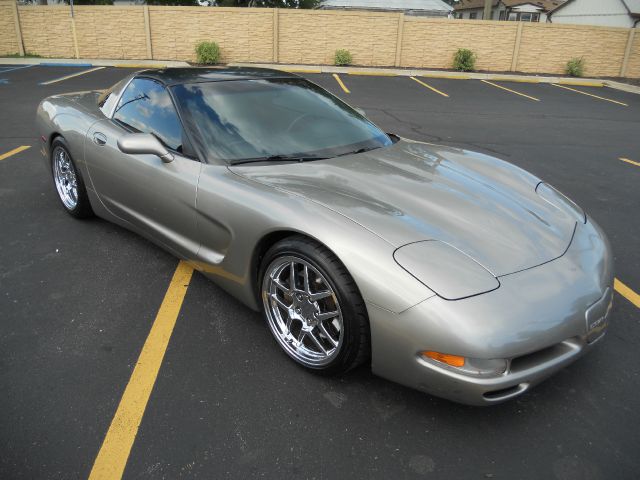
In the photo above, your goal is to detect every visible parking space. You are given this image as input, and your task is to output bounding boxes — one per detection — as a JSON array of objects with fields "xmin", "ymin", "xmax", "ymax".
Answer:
[{"xmin": 1, "ymin": 66, "xmax": 639, "ymax": 479}]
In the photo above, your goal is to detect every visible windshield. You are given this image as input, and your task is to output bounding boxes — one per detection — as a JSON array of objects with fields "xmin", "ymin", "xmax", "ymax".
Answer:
[{"xmin": 171, "ymin": 78, "xmax": 392, "ymax": 163}]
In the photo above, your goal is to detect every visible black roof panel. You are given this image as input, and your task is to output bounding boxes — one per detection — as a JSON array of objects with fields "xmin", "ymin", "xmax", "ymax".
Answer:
[{"xmin": 136, "ymin": 66, "xmax": 299, "ymax": 85}]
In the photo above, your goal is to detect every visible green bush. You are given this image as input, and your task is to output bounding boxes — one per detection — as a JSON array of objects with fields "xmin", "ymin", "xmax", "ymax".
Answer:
[
  {"xmin": 195, "ymin": 41, "xmax": 221, "ymax": 65},
  {"xmin": 3, "ymin": 52, "xmax": 42, "ymax": 58},
  {"xmin": 334, "ymin": 49, "xmax": 353, "ymax": 66},
  {"xmin": 566, "ymin": 57, "xmax": 585, "ymax": 77},
  {"xmin": 452, "ymin": 48, "xmax": 476, "ymax": 72}
]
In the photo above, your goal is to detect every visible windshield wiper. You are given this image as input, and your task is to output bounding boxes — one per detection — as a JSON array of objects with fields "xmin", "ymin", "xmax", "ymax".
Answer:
[
  {"xmin": 229, "ymin": 154, "xmax": 328, "ymax": 166},
  {"xmin": 334, "ymin": 147, "xmax": 377, "ymax": 158},
  {"xmin": 229, "ymin": 147, "xmax": 377, "ymax": 165}
]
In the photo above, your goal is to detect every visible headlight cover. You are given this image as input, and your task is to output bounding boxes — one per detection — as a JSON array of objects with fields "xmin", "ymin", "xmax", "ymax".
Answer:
[
  {"xmin": 419, "ymin": 351, "xmax": 508, "ymax": 378},
  {"xmin": 536, "ymin": 182, "xmax": 586, "ymax": 224},
  {"xmin": 394, "ymin": 240, "xmax": 499, "ymax": 300}
]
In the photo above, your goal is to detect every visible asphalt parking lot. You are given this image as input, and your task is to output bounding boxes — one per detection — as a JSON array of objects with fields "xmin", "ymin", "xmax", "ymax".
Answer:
[{"xmin": 1, "ymin": 64, "xmax": 639, "ymax": 479}]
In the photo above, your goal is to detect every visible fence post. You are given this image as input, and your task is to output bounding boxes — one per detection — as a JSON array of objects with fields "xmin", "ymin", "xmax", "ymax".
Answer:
[
  {"xmin": 273, "ymin": 7, "xmax": 279, "ymax": 63},
  {"xmin": 70, "ymin": 12, "xmax": 80, "ymax": 59},
  {"xmin": 143, "ymin": 5, "xmax": 153, "ymax": 60},
  {"xmin": 394, "ymin": 12, "xmax": 404, "ymax": 67},
  {"xmin": 510, "ymin": 21, "xmax": 523, "ymax": 72},
  {"xmin": 11, "ymin": 0, "xmax": 25, "ymax": 56},
  {"xmin": 620, "ymin": 28, "xmax": 635, "ymax": 77}
]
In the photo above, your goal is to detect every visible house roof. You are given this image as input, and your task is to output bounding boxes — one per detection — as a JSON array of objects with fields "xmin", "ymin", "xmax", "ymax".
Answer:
[
  {"xmin": 454, "ymin": 0, "xmax": 565, "ymax": 12},
  {"xmin": 548, "ymin": 0, "xmax": 640, "ymax": 17},
  {"xmin": 454, "ymin": 0, "xmax": 498, "ymax": 10},
  {"xmin": 622, "ymin": 0, "xmax": 640, "ymax": 15},
  {"xmin": 321, "ymin": 0, "xmax": 453, "ymax": 13}
]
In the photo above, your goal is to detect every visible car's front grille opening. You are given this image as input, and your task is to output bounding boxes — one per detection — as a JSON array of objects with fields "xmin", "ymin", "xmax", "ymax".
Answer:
[{"xmin": 510, "ymin": 339, "xmax": 577, "ymax": 373}]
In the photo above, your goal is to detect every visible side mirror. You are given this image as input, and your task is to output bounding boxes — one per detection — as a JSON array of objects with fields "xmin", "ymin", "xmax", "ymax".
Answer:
[
  {"xmin": 117, "ymin": 133, "xmax": 174, "ymax": 163},
  {"xmin": 355, "ymin": 107, "xmax": 366, "ymax": 117}
]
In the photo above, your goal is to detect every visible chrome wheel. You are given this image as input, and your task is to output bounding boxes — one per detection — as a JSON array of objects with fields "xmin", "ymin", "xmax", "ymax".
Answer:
[
  {"xmin": 52, "ymin": 146, "xmax": 78, "ymax": 210},
  {"xmin": 263, "ymin": 256, "xmax": 344, "ymax": 367}
]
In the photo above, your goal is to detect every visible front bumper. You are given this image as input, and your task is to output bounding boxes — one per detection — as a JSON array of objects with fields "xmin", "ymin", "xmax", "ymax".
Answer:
[{"xmin": 369, "ymin": 217, "xmax": 613, "ymax": 406}]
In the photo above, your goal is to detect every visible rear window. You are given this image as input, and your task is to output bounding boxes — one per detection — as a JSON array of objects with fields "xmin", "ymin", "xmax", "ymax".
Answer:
[{"xmin": 98, "ymin": 76, "xmax": 132, "ymax": 117}]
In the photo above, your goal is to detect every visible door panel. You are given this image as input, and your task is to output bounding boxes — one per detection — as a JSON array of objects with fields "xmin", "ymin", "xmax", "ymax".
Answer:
[{"xmin": 85, "ymin": 119, "xmax": 201, "ymax": 259}]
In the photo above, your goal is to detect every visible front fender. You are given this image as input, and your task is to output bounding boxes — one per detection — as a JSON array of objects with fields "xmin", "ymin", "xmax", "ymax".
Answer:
[{"xmin": 194, "ymin": 165, "xmax": 436, "ymax": 314}]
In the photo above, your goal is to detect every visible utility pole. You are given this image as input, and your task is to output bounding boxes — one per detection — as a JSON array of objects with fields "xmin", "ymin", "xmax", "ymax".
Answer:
[{"xmin": 483, "ymin": 0, "xmax": 492, "ymax": 20}]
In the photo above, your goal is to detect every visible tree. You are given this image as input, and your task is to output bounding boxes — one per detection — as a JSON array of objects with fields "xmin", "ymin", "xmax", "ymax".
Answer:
[
  {"xmin": 71, "ymin": 0, "xmax": 114, "ymax": 5},
  {"xmin": 218, "ymin": 0, "xmax": 320, "ymax": 8},
  {"xmin": 483, "ymin": 0, "xmax": 492, "ymax": 20},
  {"xmin": 146, "ymin": 0, "xmax": 199, "ymax": 5}
]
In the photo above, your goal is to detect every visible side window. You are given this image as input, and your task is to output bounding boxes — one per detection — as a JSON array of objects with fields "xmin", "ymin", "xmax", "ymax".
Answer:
[{"xmin": 113, "ymin": 78, "xmax": 184, "ymax": 152}]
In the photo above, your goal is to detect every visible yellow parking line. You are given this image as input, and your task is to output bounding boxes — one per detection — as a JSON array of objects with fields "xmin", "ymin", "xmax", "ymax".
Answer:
[
  {"xmin": 89, "ymin": 261, "xmax": 194, "ymax": 480},
  {"xmin": 40, "ymin": 66, "xmax": 105, "ymax": 85},
  {"xmin": 614, "ymin": 278, "xmax": 640, "ymax": 309},
  {"xmin": 0, "ymin": 145, "xmax": 30, "ymax": 161},
  {"xmin": 332, "ymin": 73, "xmax": 350, "ymax": 94},
  {"xmin": 619, "ymin": 157, "xmax": 640, "ymax": 167},
  {"xmin": 551, "ymin": 84, "xmax": 628, "ymax": 107},
  {"xmin": 410, "ymin": 76, "xmax": 449, "ymax": 97},
  {"xmin": 481, "ymin": 80, "xmax": 540, "ymax": 101}
]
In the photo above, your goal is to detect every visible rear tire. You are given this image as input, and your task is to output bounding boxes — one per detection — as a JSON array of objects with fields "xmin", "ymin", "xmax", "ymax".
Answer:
[
  {"xmin": 260, "ymin": 235, "xmax": 370, "ymax": 375},
  {"xmin": 50, "ymin": 137, "xmax": 93, "ymax": 219}
]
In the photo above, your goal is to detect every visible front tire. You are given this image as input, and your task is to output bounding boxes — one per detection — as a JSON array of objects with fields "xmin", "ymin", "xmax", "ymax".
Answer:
[
  {"xmin": 51, "ymin": 137, "xmax": 93, "ymax": 218},
  {"xmin": 260, "ymin": 236, "xmax": 370, "ymax": 375}
]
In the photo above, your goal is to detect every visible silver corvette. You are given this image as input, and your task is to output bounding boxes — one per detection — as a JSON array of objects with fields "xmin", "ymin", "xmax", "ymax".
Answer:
[{"xmin": 36, "ymin": 67, "xmax": 613, "ymax": 405}]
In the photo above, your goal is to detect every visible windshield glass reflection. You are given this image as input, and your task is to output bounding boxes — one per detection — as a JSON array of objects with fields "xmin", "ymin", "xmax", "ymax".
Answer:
[{"xmin": 171, "ymin": 78, "xmax": 391, "ymax": 163}]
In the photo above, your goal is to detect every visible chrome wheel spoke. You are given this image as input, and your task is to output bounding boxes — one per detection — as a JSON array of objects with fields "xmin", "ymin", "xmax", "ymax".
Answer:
[
  {"xmin": 289, "ymin": 261, "xmax": 297, "ymax": 292},
  {"xmin": 273, "ymin": 278, "xmax": 290, "ymax": 294},
  {"xmin": 319, "ymin": 323, "xmax": 338, "ymax": 347},
  {"xmin": 307, "ymin": 329, "xmax": 327, "ymax": 354},
  {"xmin": 309, "ymin": 290, "xmax": 332, "ymax": 302},
  {"xmin": 316, "ymin": 311, "xmax": 339, "ymax": 322},
  {"xmin": 303, "ymin": 265, "xmax": 311, "ymax": 293},
  {"xmin": 270, "ymin": 293, "xmax": 290, "ymax": 311}
]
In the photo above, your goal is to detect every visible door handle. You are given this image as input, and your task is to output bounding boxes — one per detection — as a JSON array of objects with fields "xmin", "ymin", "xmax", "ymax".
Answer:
[{"xmin": 93, "ymin": 132, "xmax": 107, "ymax": 146}]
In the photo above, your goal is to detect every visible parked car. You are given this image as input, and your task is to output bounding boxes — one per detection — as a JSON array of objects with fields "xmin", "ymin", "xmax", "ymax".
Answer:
[{"xmin": 36, "ymin": 67, "xmax": 613, "ymax": 405}]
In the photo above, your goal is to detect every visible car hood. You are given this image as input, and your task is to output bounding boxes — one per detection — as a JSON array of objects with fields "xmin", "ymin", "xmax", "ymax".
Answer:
[{"xmin": 229, "ymin": 139, "xmax": 577, "ymax": 277}]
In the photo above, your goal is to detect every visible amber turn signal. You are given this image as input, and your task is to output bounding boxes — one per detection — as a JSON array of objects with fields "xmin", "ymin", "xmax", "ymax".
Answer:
[{"xmin": 422, "ymin": 351, "xmax": 465, "ymax": 367}]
